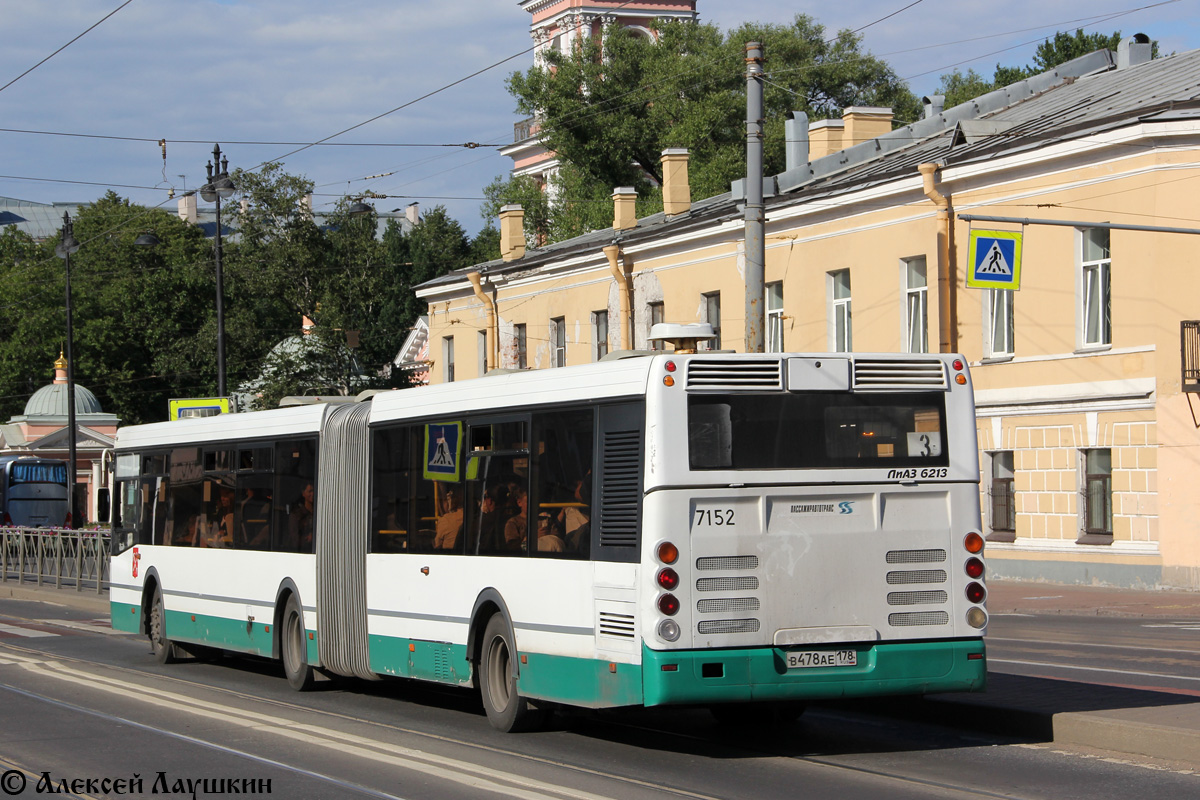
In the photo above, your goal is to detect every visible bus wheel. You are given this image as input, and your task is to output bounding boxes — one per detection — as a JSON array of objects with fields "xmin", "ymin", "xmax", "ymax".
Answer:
[
  {"xmin": 148, "ymin": 586, "xmax": 180, "ymax": 665},
  {"xmin": 709, "ymin": 701, "xmax": 806, "ymax": 728},
  {"xmin": 479, "ymin": 615, "xmax": 543, "ymax": 732},
  {"xmin": 281, "ymin": 594, "xmax": 315, "ymax": 691}
]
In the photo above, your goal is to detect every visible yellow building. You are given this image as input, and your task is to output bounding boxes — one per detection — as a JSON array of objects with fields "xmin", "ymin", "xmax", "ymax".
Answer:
[{"xmin": 418, "ymin": 39, "xmax": 1200, "ymax": 589}]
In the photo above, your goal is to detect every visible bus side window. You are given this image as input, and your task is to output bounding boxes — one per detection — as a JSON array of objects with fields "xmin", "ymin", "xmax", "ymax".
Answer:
[
  {"xmin": 532, "ymin": 409, "xmax": 595, "ymax": 559},
  {"xmin": 274, "ymin": 438, "xmax": 317, "ymax": 554},
  {"xmin": 371, "ymin": 426, "xmax": 412, "ymax": 553}
]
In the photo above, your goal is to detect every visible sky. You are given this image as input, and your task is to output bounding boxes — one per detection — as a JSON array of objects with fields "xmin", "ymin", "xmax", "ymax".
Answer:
[{"xmin": 0, "ymin": 0, "xmax": 1196, "ymax": 237}]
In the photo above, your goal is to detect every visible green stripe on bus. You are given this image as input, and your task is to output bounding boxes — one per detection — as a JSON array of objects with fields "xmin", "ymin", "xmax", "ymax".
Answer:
[
  {"xmin": 642, "ymin": 639, "xmax": 986, "ymax": 707},
  {"xmin": 110, "ymin": 602, "xmax": 141, "ymax": 634},
  {"xmin": 162, "ymin": 608, "xmax": 277, "ymax": 659}
]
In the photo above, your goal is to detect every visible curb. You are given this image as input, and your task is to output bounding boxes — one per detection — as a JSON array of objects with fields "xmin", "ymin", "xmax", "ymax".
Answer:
[
  {"xmin": 1053, "ymin": 710, "xmax": 1200, "ymax": 763},
  {"xmin": 0, "ymin": 583, "xmax": 110, "ymax": 614}
]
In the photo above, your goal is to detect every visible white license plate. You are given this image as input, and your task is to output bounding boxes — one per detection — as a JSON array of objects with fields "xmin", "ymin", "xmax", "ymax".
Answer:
[{"xmin": 786, "ymin": 649, "xmax": 857, "ymax": 669}]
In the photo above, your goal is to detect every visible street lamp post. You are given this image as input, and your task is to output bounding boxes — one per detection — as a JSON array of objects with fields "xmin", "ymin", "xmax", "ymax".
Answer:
[
  {"xmin": 200, "ymin": 144, "xmax": 236, "ymax": 398},
  {"xmin": 55, "ymin": 212, "xmax": 81, "ymax": 528}
]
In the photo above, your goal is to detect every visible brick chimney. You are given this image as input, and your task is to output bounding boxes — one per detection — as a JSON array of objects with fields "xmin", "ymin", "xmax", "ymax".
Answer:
[
  {"xmin": 808, "ymin": 118, "xmax": 845, "ymax": 160},
  {"xmin": 613, "ymin": 187, "xmax": 638, "ymax": 231},
  {"xmin": 499, "ymin": 204, "xmax": 525, "ymax": 262},
  {"xmin": 661, "ymin": 149, "xmax": 691, "ymax": 217},
  {"xmin": 178, "ymin": 193, "xmax": 197, "ymax": 224},
  {"xmin": 843, "ymin": 106, "xmax": 893, "ymax": 147}
]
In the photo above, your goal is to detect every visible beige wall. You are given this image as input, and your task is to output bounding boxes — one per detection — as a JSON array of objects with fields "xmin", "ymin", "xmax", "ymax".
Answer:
[{"xmin": 421, "ymin": 123, "xmax": 1200, "ymax": 588}]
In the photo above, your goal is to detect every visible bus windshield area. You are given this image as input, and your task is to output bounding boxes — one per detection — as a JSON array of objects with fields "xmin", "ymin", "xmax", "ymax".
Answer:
[
  {"xmin": 688, "ymin": 392, "xmax": 948, "ymax": 471},
  {"xmin": 9, "ymin": 463, "xmax": 68, "ymax": 485}
]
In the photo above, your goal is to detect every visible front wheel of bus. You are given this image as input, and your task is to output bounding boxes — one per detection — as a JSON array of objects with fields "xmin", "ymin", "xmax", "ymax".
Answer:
[
  {"xmin": 148, "ymin": 586, "xmax": 179, "ymax": 665},
  {"xmin": 479, "ymin": 615, "xmax": 543, "ymax": 732},
  {"xmin": 282, "ymin": 595, "xmax": 314, "ymax": 691}
]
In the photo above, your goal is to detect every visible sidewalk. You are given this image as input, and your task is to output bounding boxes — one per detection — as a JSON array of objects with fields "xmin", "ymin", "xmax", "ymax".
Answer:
[{"xmin": 2, "ymin": 578, "xmax": 1198, "ymax": 762}]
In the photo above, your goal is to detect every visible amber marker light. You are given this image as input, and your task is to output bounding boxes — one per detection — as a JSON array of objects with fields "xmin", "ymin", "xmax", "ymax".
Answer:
[
  {"xmin": 964, "ymin": 532, "xmax": 984, "ymax": 554},
  {"xmin": 657, "ymin": 541, "xmax": 679, "ymax": 564},
  {"xmin": 664, "ymin": 375, "xmax": 675, "ymax": 386}
]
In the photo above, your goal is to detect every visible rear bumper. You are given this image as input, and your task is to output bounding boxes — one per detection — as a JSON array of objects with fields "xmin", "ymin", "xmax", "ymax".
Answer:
[{"xmin": 642, "ymin": 638, "xmax": 986, "ymax": 707}]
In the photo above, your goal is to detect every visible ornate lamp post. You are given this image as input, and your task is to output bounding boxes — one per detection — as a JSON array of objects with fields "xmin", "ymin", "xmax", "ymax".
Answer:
[
  {"xmin": 54, "ymin": 212, "xmax": 81, "ymax": 528},
  {"xmin": 200, "ymin": 144, "xmax": 236, "ymax": 397}
]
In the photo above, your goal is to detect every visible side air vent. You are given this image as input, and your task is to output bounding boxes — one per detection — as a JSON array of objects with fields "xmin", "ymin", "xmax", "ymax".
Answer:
[
  {"xmin": 687, "ymin": 359, "xmax": 783, "ymax": 391},
  {"xmin": 853, "ymin": 359, "xmax": 947, "ymax": 390},
  {"xmin": 887, "ymin": 590, "xmax": 949, "ymax": 606},
  {"xmin": 889, "ymin": 611, "xmax": 950, "ymax": 626},
  {"xmin": 697, "ymin": 555, "xmax": 759, "ymax": 571},
  {"xmin": 698, "ymin": 597, "xmax": 761, "ymax": 613},
  {"xmin": 597, "ymin": 429, "xmax": 641, "ymax": 550},
  {"xmin": 886, "ymin": 569, "xmax": 948, "ymax": 585},
  {"xmin": 886, "ymin": 549, "xmax": 947, "ymax": 564},
  {"xmin": 697, "ymin": 576, "xmax": 759, "ymax": 592},
  {"xmin": 598, "ymin": 611, "xmax": 636, "ymax": 639},
  {"xmin": 698, "ymin": 619, "xmax": 760, "ymax": 634}
]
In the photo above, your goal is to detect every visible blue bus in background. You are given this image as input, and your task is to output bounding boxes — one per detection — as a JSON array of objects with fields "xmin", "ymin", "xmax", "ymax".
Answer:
[{"xmin": 0, "ymin": 456, "xmax": 70, "ymax": 528}]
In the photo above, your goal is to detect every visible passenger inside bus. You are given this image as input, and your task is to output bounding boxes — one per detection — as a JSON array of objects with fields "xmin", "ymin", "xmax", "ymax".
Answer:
[
  {"xmin": 433, "ymin": 487, "xmax": 464, "ymax": 550},
  {"xmin": 472, "ymin": 484, "xmax": 509, "ymax": 554},
  {"xmin": 286, "ymin": 482, "xmax": 315, "ymax": 552},
  {"xmin": 535, "ymin": 511, "xmax": 565, "ymax": 552},
  {"xmin": 503, "ymin": 486, "xmax": 528, "ymax": 551}
]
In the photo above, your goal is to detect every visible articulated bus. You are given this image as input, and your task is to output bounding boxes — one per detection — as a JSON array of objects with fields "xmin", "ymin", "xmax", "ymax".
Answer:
[
  {"xmin": 0, "ymin": 456, "xmax": 70, "ymax": 528},
  {"xmin": 109, "ymin": 351, "xmax": 987, "ymax": 731}
]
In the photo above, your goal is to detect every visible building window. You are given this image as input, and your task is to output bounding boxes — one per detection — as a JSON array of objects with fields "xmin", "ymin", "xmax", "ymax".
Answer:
[
  {"xmin": 767, "ymin": 282, "xmax": 784, "ymax": 353},
  {"xmin": 551, "ymin": 316, "xmax": 566, "ymax": 367},
  {"xmin": 986, "ymin": 289, "xmax": 1014, "ymax": 359},
  {"xmin": 1082, "ymin": 448, "xmax": 1113, "ymax": 539},
  {"xmin": 702, "ymin": 292, "xmax": 721, "ymax": 350},
  {"xmin": 648, "ymin": 301, "xmax": 664, "ymax": 351},
  {"xmin": 592, "ymin": 310, "xmax": 609, "ymax": 361},
  {"xmin": 514, "ymin": 324, "xmax": 527, "ymax": 370},
  {"xmin": 989, "ymin": 451, "xmax": 1016, "ymax": 541},
  {"xmin": 442, "ymin": 336, "xmax": 455, "ymax": 383},
  {"xmin": 904, "ymin": 257, "xmax": 928, "ymax": 353},
  {"xmin": 1080, "ymin": 228, "xmax": 1111, "ymax": 348},
  {"xmin": 828, "ymin": 270, "xmax": 851, "ymax": 352}
]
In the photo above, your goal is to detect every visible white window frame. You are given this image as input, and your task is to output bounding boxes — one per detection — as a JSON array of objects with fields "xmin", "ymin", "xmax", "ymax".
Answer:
[
  {"xmin": 591, "ymin": 310, "xmax": 609, "ymax": 361},
  {"xmin": 551, "ymin": 316, "xmax": 566, "ymax": 367},
  {"xmin": 903, "ymin": 257, "xmax": 928, "ymax": 354},
  {"xmin": 827, "ymin": 270, "xmax": 851, "ymax": 352},
  {"xmin": 702, "ymin": 292, "xmax": 721, "ymax": 351},
  {"xmin": 984, "ymin": 288, "xmax": 1014, "ymax": 359},
  {"xmin": 514, "ymin": 324, "xmax": 527, "ymax": 370},
  {"xmin": 1078, "ymin": 228, "xmax": 1111, "ymax": 350},
  {"xmin": 442, "ymin": 336, "xmax": 455, "ymax": 383},
  {"xmin": 647, "ymin": 302, "xmax": 664, "ymax": 351},
  {"xmin": 477, "ymin": 330, "xmax": 488, "ymax": 377},
  {"xmin": 767, "ymin": 282, "xmax": 784, "ymax": 353}
]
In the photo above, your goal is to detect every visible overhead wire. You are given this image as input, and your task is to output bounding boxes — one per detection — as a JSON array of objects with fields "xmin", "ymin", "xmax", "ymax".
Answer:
[{"xmin": 0, "ymin": 0, "xmax": 133, "ymax": 96}]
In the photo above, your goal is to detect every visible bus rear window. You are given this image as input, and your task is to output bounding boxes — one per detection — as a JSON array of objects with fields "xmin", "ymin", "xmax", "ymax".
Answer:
[
  {"xmin": 688, "ymin": 393, "xmax": 948, "ymax": 470},
  {"xmin": 10, "ymin": 463, "xmax": 67, "ymax": 485}
]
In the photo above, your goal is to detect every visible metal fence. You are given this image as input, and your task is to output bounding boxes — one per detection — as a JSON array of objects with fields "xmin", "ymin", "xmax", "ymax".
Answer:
[{"xmin": 0, "ymin": 528, "xmax": 109, "ymax": 593}]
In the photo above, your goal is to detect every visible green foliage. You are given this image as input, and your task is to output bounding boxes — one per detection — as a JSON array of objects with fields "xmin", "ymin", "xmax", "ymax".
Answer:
[
  {"xmin": 935, "ymin": 30, "xmax": 1153, "ymax": 108},
  {"xmin": 247, "ymin": 332, "xmax": 366, "ymax": 411},
  {"xmin": 502, "ymin": 15, "xmax": 917, "ymax": 244}
]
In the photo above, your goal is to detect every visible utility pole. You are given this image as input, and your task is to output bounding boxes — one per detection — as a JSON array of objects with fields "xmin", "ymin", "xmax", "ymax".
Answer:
[{"xmin": 744, "ymin": 42, "xmax": 765, "ymax": 353}]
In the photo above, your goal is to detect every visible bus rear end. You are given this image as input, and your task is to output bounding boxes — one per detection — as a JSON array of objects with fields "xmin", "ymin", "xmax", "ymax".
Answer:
[
  {"xmin": 640, "ymin": 354, "xmax": 986, "ymax": 708},
  {"xmin": 2, "ymin": 458, "xmax": 70, "ymax": 528}
]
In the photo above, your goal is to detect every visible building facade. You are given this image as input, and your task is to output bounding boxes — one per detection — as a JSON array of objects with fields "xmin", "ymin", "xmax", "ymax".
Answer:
[{"xmin": 418, "ymin": 40, "xmax": 1200, "ymax": 590}]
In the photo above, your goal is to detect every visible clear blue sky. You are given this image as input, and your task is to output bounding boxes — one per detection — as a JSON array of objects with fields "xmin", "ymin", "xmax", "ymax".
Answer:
[{"xmin": 0, "ymin": 1, "xmax": 1194, "ymax": 236}]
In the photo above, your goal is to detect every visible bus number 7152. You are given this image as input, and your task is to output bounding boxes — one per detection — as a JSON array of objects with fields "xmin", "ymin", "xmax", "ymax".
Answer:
[{"xmin": 694, "ymin": 508, "xmax": 735, "ymax": 527}]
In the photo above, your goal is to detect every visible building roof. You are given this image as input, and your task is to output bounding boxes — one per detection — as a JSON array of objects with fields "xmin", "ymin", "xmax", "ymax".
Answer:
[
  {"xmin": 0, "ymin": 198, "xmax": 85, "ymax": 240},
  {"xmin": 418, "ymin": 42, "xmax": 1200, "ymax": 296}
]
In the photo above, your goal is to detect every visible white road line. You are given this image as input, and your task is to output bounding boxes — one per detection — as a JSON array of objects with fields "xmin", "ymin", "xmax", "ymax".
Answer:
[
  {"xmin": 987, "ymin": 636, "xmax": 1200, "ymax": 656},
  {"xmin": 36, "ymin": 618, "xmax": 132, "ymax": 636},
  {"xmin": 991, "ymin": 658, "xmax": 1200, "ymax": 683},
  {"xmin": 0, "ymin": 622, "xmax": 56, "ymax": 638}
]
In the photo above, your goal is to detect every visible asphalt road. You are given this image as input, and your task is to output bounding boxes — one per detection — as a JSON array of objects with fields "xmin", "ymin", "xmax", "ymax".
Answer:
[{"xmin": 0, "ymin": 597, "xmax": 1195, "ymax": 799}]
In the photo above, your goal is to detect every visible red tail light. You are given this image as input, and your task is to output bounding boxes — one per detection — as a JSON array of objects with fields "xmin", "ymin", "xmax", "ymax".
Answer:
[
  {"xmin": 966, "ymin": 582, "xmax": 986, "ymax": 604},
  {"xmin": 657, "ymin": 567, "xmax": 680, "ymax": 591},
  {"xmin": 965, "ymin": 557, "xmax": 985, "ymax": 579},
  {"xmin": 658, "ymin": 594, "xmax": 680, "ymax": 616}
]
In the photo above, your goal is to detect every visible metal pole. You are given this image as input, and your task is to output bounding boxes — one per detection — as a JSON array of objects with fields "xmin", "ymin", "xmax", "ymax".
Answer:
[
  {"xmin": 957, "ymin": 214, "xmax": 1200, "ymax": 236},
  {"xmin": 65, "ymin": 253, "xmax": 78, "ymax": 529},
  {"xmin": 744, "ymin": 42, "xmax": 766, "ymax": 354},
  {"xmin": 215, "ymin": 192, "xmax": 226, "ymax": 398}
]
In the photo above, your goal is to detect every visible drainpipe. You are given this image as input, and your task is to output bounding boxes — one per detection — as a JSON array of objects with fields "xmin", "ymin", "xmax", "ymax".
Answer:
[
  {"xmin": 604, "ymin": 243, "xmax": 633, "ymax": 350},
  {"xmin": 917, "ymin": 163, "xmax": 955, "ymax": 353},
  {"xmin": 467, "ymin": 271, "xmax": 497, "ymax": 371}
]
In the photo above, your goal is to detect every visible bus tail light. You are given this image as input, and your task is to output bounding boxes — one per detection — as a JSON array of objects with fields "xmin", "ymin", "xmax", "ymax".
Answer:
[
  {"xmin": 965, "ymin": 557, "xmax": 984, "ymax": 579},
  {"xmin": 658, "ymin": 619, "xmax": 681, "ymax": 642},
  {"xmin": 656, "ymin": 541, "xmax": 679, "ymax": 564},
  {"xmin": 656, "ymin": 567, "xmax": 680, "ymax": 591},
  {"xmin": 963, "ymin": 532, "xmax": 984, "ymax": 554},
  {"xmin": 966, "ymin": 582, "xmax": 986, "ymax": 604},
  {"xmin": 658, "ymin": 594, "xmax": 680, "ymax": 616},
  {"xmin": 966, "ymin": 607, "xmax": 988, "ymax": 629}
]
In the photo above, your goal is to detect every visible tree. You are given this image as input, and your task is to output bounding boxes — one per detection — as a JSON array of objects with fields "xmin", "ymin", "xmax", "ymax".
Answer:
[
  {"xmin": 935, "ymin": 30, "xmax": 1153, "ymax": 108},
  {"xmin": 502, "ymin": 15, "xmax": 918, "ymax": 243}
]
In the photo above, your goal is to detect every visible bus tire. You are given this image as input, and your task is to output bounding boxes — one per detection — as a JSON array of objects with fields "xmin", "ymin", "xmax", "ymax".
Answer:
[
  {"xmin": 281, "ymin": 594, "xmax": 314, "ymax": 691},
  {"xmin": 479, "ymin": 614, "xmax": 543, "ymax": 732},
  {"xmin": 148, "ymin": 586, "xmax": 180, "ymax": 665},
  {"xmin": 709, "ymin": 701, "xmax": 806, "ymax": 728}
]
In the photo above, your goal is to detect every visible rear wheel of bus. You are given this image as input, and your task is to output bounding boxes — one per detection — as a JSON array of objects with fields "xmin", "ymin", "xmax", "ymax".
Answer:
[{"xmin": 479, "ymin": 614, "xmax": 543, "ymax": 732}]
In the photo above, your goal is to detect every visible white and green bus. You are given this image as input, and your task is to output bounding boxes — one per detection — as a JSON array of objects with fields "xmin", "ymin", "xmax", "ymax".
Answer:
[{"xmin": 109, "ymin": 351, "xmax": 987, "ymax": 731}]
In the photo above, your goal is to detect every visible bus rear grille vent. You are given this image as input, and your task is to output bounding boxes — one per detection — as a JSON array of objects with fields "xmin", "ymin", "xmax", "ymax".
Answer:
[
  {"xmin": 853, "ymin": 359, "xmax": 947, "ymax": 390},
  {"xmin": 887, "ymin": 590, "xmax": 948, "ymax": 606},
  {"xmin": 687, "ymin": 359, "xmax": 783, "ymax": 391},
  {"xmin": 598, "ymin": 429, "xmax": 641, "ymax": 549},
  {"xmin": 886, "ymin": 549, "xmax": 947, "ymax": 564},
  {"xmin": 598, "ymin": 611, "xmax": 636, "ymax": 639},
  {"xmin": 433, "ymin": 645, "xmax": 452, "ymax": 682},
  {"xmin": 697, "ymin": 619, "xmax": 760, "ymax": 635},
  {"xmin": 888, "ymin": 611, "xmax": 950, "ymax": 626},
  {"xmin": 697, "ymin": 576, "xmax": 758, "ymax": 592},
  {"xmin": 696, "ymin": 555, "xmax": 759, "ymax": 571},
  {"xmin": 697, "ymin": 597, "xmax": 761, "ymax": 613},
  {"xmin": 886, "ymin": 569, "xmax": 947, "ymax": 585}
]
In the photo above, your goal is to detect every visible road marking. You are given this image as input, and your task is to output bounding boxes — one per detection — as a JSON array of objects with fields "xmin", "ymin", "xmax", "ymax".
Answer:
[
  {"xmin": 991, "ymin": 657, "xmax": 1200, "ymax": 683},
  {"xmin": 0, "ymin": 622, "xmax": 57, "ymax": 638},
  {"xmin": 17, "ymin": 658, "xmax": 634, "ymax": 800},
  {"xmin": 36, "ymin": 618, "xmax": 133, "ymax": 636},
  {"xmin": 987, "ymin": 636, "xmax": 1200, "ymax": 656}
]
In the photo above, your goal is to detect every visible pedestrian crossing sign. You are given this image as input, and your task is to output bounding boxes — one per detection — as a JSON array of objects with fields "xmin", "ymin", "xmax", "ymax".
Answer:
[
  {"xmin": 424, "ymin": 422, "xmax": 463, "ymax": 482},
  {"xmin": 967, "ymin": 229, "xmax": 1022, "ymax": 290}
]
